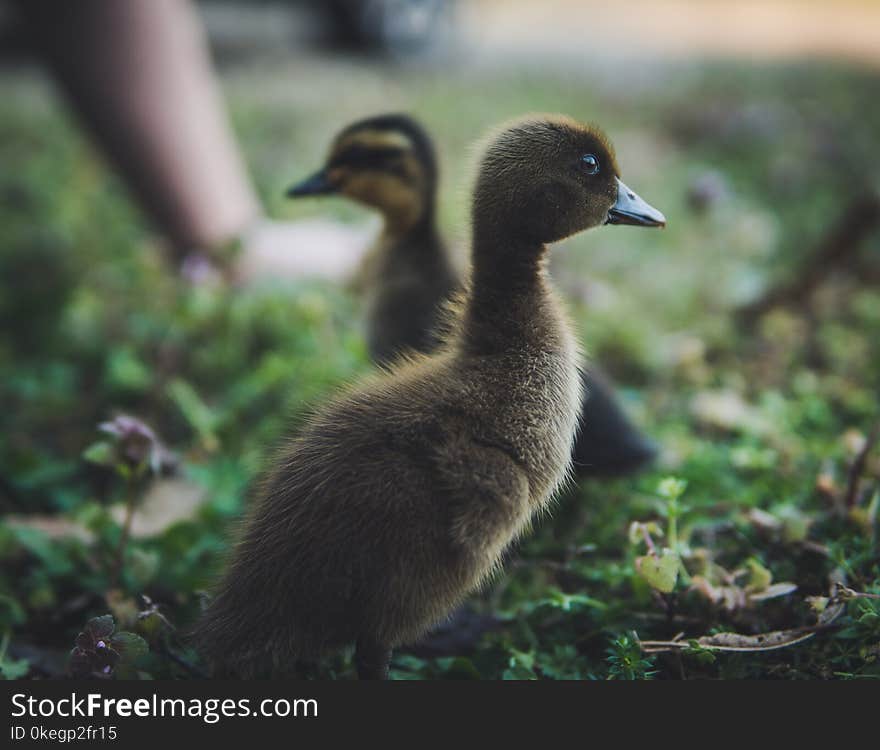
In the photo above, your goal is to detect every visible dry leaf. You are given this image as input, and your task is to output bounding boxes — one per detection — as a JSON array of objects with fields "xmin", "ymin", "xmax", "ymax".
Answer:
[
  {"xmin": 690, "ymin": 389, "xmax": 770, "ymax": 435},
  {"xmin": 691, "ymin": 575, "xmax": 746, "ymax": 611},
  {"xmin": 747, "ymin": 582, "xmax": 798, "ymax": 602},
  {"xmin": 4, "ymin": 515, "xmax": 94, "ymax": 544},
  {"xmin": 746, "ymin": 508, "xmax": 782, "ymax": 531},
  {"xmin": 697, "ymin": 629, "xmax": 816, "ymax": 651},
  {"xmin": 818, "ymin": 601, "xmax": 846, "ymax": 626},
  {"xmin": 641, "ymin": 627, "xmax": 818, "ymax": 654},
  {"xmin": 109, "ymin": 478, "xmax": 206, "ymax": 538}
]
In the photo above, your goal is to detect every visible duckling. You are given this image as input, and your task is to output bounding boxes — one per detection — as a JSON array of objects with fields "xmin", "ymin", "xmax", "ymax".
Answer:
[
  {"xmin": 288, "ymin": 113, "xmax": 458, "ymax": 364},
  {"xmin": 288, "ymin": 114, "xmax": 657, "ymax": 477},
  {"xmin": 195, "ymin": 115, "xmax": 665, "ymax": 679}
]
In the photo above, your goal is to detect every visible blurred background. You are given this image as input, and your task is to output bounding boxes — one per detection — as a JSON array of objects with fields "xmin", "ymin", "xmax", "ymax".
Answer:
[{"xmin": 1, "ymin": 0, "xmax": 879, "ymax": 680}]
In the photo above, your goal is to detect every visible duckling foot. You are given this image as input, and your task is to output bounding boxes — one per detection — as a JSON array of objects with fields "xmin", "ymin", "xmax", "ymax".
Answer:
[{"xmin": 355, "ymin": 637, "xmax": 392, "ymax": 680}]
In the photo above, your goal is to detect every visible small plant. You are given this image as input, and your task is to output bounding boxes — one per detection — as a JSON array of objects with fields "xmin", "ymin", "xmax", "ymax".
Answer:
[
  {"xmin": 84, "ymin": 414, "xmax": 175, "ymax": 479},
  {"xmin": 83, "ymin": 415, "xmax": 174, "ymax": 588},
  {"xmin": 631, "ymin": 477, "xmax": 689, "ymax": 594},
  {"xmin": 606, "ymin": 633, "xmax": 655, "ymax": 680},
  {"xmin": 68, "ymin": 615, "xmax": 148, "ymax": 679}
]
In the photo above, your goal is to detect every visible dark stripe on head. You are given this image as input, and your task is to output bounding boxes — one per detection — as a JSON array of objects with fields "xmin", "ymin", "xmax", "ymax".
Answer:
[
  {"xmin": 329, "ymin": 144, "xmax": 407, "ymax": 174},
  {"xmin": 336, "ymin": 113, "xmax": 438, "ymax": 189}
]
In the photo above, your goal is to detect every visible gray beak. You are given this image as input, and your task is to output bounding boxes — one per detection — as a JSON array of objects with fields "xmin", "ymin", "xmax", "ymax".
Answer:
[
  {"xmin": 286, "ymin": 170, "xmax": 336, "ymax": 198},
  {"xmin": 606, "ymin": 179, "xmax": 666, "ymax": 228}
]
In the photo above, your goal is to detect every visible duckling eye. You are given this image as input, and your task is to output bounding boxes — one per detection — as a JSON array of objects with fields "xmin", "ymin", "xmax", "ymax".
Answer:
[{"xmin": 581, "ymin": 154, "xmax": 600, "ymax": 175}]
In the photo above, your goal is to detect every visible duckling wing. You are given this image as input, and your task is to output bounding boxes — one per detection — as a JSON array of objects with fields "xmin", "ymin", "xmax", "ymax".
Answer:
[
  {"xmin": 434, "ymin": 436, "xmax": 531, "ymax": 564},
  {"xmin": 271, "ymin": 404, "xmax": 531, "ymax": 566}
]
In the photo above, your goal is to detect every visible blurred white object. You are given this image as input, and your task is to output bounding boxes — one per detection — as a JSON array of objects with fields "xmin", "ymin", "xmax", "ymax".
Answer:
[{"xmin": 237, "ymin": 218, "xmax": 372, "ymax": 284}]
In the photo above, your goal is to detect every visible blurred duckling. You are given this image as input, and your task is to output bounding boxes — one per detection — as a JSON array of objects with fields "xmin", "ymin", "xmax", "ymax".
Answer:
[
  {"xmin": 288, "ymin": 113, "xmax": 657, "ymax": 477},
  {"xmin": 289, "ymin": 114, "xmax": 457, "ymax": 364},
  {"xmin": 196, "ymin": 115, "xmax": 665, "ymax": 679}
]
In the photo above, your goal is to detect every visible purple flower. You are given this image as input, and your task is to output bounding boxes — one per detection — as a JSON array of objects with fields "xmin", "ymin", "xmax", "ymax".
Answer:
[
  {"xmin": 98, "ymin": 415, "xmax": 176, "ymax": 475},
  {"xmin": 180, "ymin": 252, "xmax": 223, "ymax": 286},
  {"xmin": 69, "ymin": 615, "xmax": 120, "ymax": 679}
]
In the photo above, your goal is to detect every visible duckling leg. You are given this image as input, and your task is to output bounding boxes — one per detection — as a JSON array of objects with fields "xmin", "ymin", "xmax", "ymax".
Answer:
[{"xmin": 355, "ymin": 637, "xmax": 392, "ymax": 680}]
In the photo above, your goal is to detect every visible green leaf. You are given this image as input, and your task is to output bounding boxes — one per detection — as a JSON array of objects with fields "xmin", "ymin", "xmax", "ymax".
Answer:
[
  {"xmin": 502, "ymin": 665, "xmax": 538, "ymax": 680},
  {"xmin": 439, "ymin": 656, "xmax": 481, "ymax": 680},
  {"xmin": 0, "ymin": 632, "xmax": 29, "ymax": 680},
  {"xmin": 508, "ymin": 648, "xmax": 534, "ymax": 669},
  {"xmin": 105, "ymin": 347, "xmax": 152, "ymax": 391},
  {"xmin": 776, "ymin": 505, "xmax": 811, "ymax": 544},
  {"xmin": 0, "ymin": 595, "xmax": 26, "ymax": 629},
  {"xmin": 167, "ymin": 379, "xmax": 219, "ymax": 452},
  {"xmin": 110, "ymin": 632, "xmax": 149, "ymax": 664},
  {"xmin": 7, "ymin": 526, "xmax": 73, "ymax": 576},
  {"xmin": 545, "ymin": 589, "xmax": 607, "ymax": 612},
  {"xmin": 86, "ymin": 614, "xmax": 115, "ymax": 640},
  {"xmin": 128, "ymin": 548, "xmax": 160, "ymax": 588},
  {"xmin": 745, "ymin": 558, "xmax": 773, "ymax": 592},
  {"xmin": 82, "ymin": 441, "xmax": 114, "ymax": 467},
  {"xmin": 657, "ymin": 477, "xmax": 688, "ymax": 501},
  {"xmin": 0, "ymin": 655, "xmax": 29, "ymax": 680},
  {"xmin": 636, "ymin": 549, "xmax": 680, "ymax": 593},
  {"xmin": 628, "ymin": 521, "xmax": 663, "ymax": 546}
]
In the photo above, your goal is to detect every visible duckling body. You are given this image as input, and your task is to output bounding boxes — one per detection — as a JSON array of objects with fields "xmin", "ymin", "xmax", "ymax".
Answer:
[
  {"xmin": 200, "ymin": 327, "xmax": 578, "ymax": 676},
  {"xmin": 290, "ymin": 114, "xmax": 656, "ymax": 475},
  {"xmin": 197, "ymin": 115, "xmax": 664, "ymax": 678}
]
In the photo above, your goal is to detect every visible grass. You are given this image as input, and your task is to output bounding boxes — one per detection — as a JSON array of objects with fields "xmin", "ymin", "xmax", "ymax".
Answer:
[{"xmin": 1, "ymin": 53, "xmax": 878, "ymax": 679}]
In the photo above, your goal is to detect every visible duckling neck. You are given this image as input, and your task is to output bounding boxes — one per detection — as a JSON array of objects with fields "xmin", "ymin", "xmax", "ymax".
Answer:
[
  {"xmin": 379, "ymin": 193, "xmax": 436, "ymax": 247},
  {"xmin": 380, "ymin": 208, "xmax": 437, "ymax": 252},
  {"xmin": 461, "ymin": 226, "xmax": 563, "ymax": 355}
]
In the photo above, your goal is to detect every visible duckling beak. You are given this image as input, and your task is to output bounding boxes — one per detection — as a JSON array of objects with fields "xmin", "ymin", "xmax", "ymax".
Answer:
[
  {"xmin": 606, "ymin": 179, "xmax": 666, "ymax": 228},
  {"xmin": 286, "ymin": 170, "xmax": 336, "ymax": 198}
]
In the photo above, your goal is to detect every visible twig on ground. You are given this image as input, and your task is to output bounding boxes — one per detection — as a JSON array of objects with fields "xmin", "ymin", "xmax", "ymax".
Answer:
[
  {"xmin": 640, "ymin": 627, "xmax": 822, "ymax": 654},
  {"xmin": 640, "ymin": 585, "xmax": 852, "ymax": 654}
]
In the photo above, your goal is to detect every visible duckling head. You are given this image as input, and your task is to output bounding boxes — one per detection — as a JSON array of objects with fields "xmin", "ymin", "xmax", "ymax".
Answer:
[
  {"xmin": 473, "ymin": 115, "xmax": 665, "ymax": 246},
  {"xmin": 287, "ymin": 114, "xmax": 437, "ymax": 233}
]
